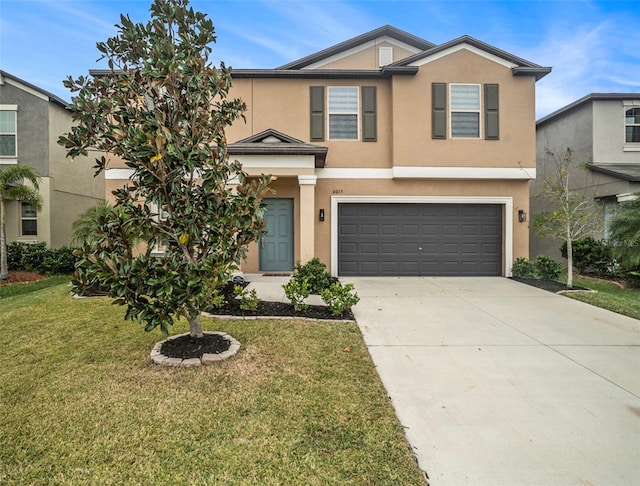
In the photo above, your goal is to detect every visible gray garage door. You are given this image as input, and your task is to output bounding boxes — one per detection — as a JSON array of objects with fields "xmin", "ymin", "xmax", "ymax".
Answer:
[{"xmin": 338, "ymin": 203, "xmax": 502, "ymax": 276}]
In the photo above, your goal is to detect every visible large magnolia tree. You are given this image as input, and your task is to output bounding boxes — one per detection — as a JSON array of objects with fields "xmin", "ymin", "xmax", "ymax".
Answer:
[
  {"xmin": 533, "ymin": 147, "xmax": 602, "ymax": 288},
  {"xmin": 59, "ymin": 0, "xmax": 271, "ymax": 337}
]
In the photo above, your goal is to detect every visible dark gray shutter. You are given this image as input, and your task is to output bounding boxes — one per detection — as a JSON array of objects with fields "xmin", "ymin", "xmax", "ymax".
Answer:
[
  {"xmin": 484, "ymin": 84, "xmax": 499, "ymax": 140},
  {"xmin": 310, "ymin": 86, "xmax": 325, "ymax": 141},
  {"xmin": 362, "ymin": 86, "xmax": 377, "ymax": 142},
  {"xmin": 432, "ymin": 83, "xmax": 447, "ymax": 139}
]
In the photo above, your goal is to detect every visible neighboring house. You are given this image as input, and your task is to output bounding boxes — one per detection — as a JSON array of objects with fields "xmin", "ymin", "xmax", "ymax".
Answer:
[
  {"xmin": 105, "ymin": 25, "xmax": 550, "ymax": 276},
  {"xmin": 531, "ymin": 93, "xmax": 640, "ymax": 260},
  {"xmin": 0, "ymin": 70, "xmax": 105, "ymax": 248}
]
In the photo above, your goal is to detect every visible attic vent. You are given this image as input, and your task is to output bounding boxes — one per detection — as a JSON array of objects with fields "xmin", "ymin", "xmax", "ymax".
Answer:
[
  {"xmin": 261, "ymin": 136, "xmax": 282, "ymax": 143},
  {"xmin": 379, "ymin": 47, "xmax": 393, "ymax": 67}
]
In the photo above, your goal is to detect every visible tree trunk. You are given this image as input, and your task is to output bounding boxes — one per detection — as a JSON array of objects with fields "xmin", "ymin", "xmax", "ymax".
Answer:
[
  {"xmin": 187, "ymin": 307, "xmax": 204, "ymax": 338},
  {"xmin": 566, "ymin": 237, "xmax": 574, "ymax": 289},
  {"xmin": 0, "ymin": 200, "xmax": 8, "ymax": 281}
]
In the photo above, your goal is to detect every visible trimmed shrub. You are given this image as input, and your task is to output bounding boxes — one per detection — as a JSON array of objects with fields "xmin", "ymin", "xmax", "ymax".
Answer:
[
  {"xmin": 511, "ymin": 257, "xmax": 537, "ymax": 278},
  {"xmin": 6, "ymin": 242, "xmax": 76, "ymax": 275},
  {"xmin": 560, "ymin": 237, "xmax": 613, "ymax": 275},
  {"xmin": 320, "ymin": 282, "xmax": 360, "ymax": 317},
  {"xmin": 534, "ymin": 255, "xmax": 563, "ymax": 280},
  {"xmin": 293, "ymin": 257, "xmax": 336, "ymax": 294}
]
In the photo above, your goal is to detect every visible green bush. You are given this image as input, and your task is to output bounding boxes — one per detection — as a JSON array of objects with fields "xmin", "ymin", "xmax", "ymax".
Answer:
[
  {"xmin": 512, "ymin": 256, "xmax": 563, "ymax": 281},
  {"xmin": 235, "ymin": 284, "xmax": 259, "ymax": 311},
  {"xmin": 511, "ymin": 257, "xmax": 537, "ymax": 278},
  {"xmin": 294, "ymin": 257, "xmax": 336, "ymax": 294},
  {"xmin": 622, "ymin": 270, "xmax": 640, "ymax": 289},
  {"xmin": 6, "ymin": 242, "xmax": 76, "ymax": 275},
  {"xmin": 534, "ymin": 255, "xmax": 563, "ymax": 280},
  {"xmin": 560, "ymin": 237, "xmax": 613, "ymax": 275},
  {"xmin": 320, "ymin": 282, "xmax": 360, "ymax": 317},
  {"xmin": 282, "ymin": 277, "xmax": 310, "ymax": 311}
]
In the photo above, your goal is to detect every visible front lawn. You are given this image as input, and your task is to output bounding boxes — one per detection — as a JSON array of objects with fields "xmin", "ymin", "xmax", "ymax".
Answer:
[
  {"xmin": 0, "ymin": 284, "xmax": 426, "ymax": 485},
  {"xmin": 564, "ymin": 276, "xmax": 640, "ymax": 320}
]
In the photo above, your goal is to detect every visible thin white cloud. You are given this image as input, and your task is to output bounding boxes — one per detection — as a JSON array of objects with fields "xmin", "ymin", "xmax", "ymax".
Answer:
[{"xmin": 526, "ymin": 18, "xmax": 640, "ymax": 118}]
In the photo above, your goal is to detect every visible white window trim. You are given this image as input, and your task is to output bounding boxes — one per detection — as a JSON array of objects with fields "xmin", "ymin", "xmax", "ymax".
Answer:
[
  {"xmin": 0, "ymin": 105, "xmax": 18, "ymax": 160},
  {"xmin": 623, "ymin": 101, "xmax": 640, "ymax": 148},
  {"xmin": 330, "ymin": 195, "xmax": 514, "ymax": 277},
  {"xmin": 449, "ymin": 83, "xmax": 481, "ymax": 139},
  {"xmin": 327, "ymin": 86, "xmax": 360, "ymax": 141},
  {"xmin": 20, "ymin": 202, "xmax": 38, "ymax": 237}
]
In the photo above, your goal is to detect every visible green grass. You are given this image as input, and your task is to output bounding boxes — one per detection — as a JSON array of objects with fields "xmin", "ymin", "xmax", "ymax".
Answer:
[
  {"xmin": 0, "ymin": 284, "xmax": 426, "ymax": 485},
  {"xmin": 0, "ymin": 275, "xmax": 70, "ymax": 299},
  {"xmin": 564, "ymin": 276, "xmax": 640, "ymax": 320}
]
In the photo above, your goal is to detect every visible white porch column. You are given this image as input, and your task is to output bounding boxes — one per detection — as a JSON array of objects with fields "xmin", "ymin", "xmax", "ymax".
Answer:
[{"xmin": 298, "ymin": 175, "xmax": 317, "ymax": 263}]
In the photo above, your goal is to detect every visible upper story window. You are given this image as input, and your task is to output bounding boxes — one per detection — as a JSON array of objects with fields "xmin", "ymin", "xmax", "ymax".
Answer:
[
  {"xmin": 450, "ymin": 84, "xmax": 481, "ymax": 138},
  {"xmin": 625, "ymin": 107, "xmax": 640, "ymax": 143},
  {"xmin": 309, "ymin": 86, "xmax": 377, "ymax": 142},
  {"xmin": 0, "ymin": 108, "xmax": 18, "ymax": 157},
  {"xmin": 432, "ymin": 83, "xmax": 499, "ymax": 141},
  {"xmin": 328, "ymin": 87, "xmax": 359, "ymax": 140},
  {"xmin": 21, "ymin": 202, "xmax": 37, "ymax": 236}
]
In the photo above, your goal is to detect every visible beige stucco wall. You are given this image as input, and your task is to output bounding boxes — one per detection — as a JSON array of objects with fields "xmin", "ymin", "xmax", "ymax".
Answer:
[
  {"xmin": 309, "ymin": 41, "xmax": 418, "ymax": 70},
  {"xmin": 392, "ymin": 49, "xmax": 536, "ymax": 168}
]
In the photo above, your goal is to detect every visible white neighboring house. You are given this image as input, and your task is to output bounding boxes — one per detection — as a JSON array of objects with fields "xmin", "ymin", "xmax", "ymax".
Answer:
[
  {"xmin": 531, "ymin": 93, "xmax": 640, "ymax": 260},
  {"xmin": 0, "ymin": 70, "xmax": 104, "ymax": 248}
]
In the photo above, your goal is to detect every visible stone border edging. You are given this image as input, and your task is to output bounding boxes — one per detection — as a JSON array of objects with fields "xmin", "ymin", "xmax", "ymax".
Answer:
[{"xmin": 150, "ymin": 331, "xmax": 240, "ymax": 367}]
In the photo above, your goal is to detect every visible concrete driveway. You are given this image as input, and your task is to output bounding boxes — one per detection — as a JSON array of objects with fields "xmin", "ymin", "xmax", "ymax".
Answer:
[{"xmin": 343, "ymin": 277, "xmax": 640, "ymax": 486}]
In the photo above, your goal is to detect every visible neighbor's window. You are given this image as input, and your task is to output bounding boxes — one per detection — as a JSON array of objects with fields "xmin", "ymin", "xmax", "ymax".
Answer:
[
  {"xmin": 0, "ymin": 110, "xmax": 17, "ymax": 157},
  {"xmin": 450, "ymin": 84, "xmax": 480, "ymax": 138},
  {"xmin": 21, "ymin": 203, "xmax": 37, "ymax": 236},
  {"xmin": 625, "ymin": 107, "xmax": 640, "ymax": 143},
  {"xmin": 328, "ymin": 87, "xmax": 358, "ymax": 140}
]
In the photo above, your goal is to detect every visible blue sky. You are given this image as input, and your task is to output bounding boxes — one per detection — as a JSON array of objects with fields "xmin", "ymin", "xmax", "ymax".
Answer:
[{"xmin": 1, "ymin": 0, "xmax": 639, "ymax": 119}]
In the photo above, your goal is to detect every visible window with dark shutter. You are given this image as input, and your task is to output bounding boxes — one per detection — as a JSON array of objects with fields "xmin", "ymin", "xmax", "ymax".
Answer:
[
  {"xmin": 432, "ymin": 83, "xmax": 447, "ymax": 139},
  {"xmin": 310, "ymin": 86, "xmax": 325, "ymax": 141},
  {"xmin": 362, "ymin": 86, "xmax": 377, "ymax": 142},
  {"xmin": 484, "ymin": 84, "xmax": 499, "ymax": 140}
]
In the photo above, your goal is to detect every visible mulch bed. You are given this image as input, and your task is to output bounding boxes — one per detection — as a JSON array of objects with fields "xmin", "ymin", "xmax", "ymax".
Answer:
[
  {"xmin": 161, "ymin": 333, "xmax": 230, "ymax": 359},
  {"xmin": 204, "ymin": 280, "xmax": 355, "ymax": 320},
  {"xmin": 1, "ymin": 271, "xmax": 49, "ymax": 285},
  {"xmin": 510, "ymin": 277, "xmax": 589, "ymax": 292},
  {"xmin": 206, "ymin": 299, "xmax": 354, "ymax": 320}
]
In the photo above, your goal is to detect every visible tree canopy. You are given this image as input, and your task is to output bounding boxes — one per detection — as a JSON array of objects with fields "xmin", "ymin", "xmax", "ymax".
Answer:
[{"xmin": 59, "ymin": 0, "xmax": 271, "ymax": 336}]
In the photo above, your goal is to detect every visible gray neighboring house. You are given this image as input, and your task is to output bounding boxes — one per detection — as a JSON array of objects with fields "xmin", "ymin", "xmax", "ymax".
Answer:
[
  {"xmin": 0, "ymin": 70, "xmax": 104, "ymax": 248},
  {"xmin": 531, "ymin": 93, "xmax": 640, "ymax": 260}
]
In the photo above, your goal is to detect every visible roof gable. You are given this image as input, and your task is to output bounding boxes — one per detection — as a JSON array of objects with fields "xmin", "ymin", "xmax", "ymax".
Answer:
[
  {"xmin": 0, "ymin": 70, "xmax": 68, "ymax": 108},
  {"xmin": 393, "ymin": 35, "xmax": 551, "ymax": 81},
  {"xmin": 537, "ymin": 93, "xmax": 640, "ymax": 126},
  {"xmin": 229, "ymin": 129, "xmax": 328, "ymax": 168},
  {"xmin": 277, "ymin": 25, "xmax": 435, "ymax": 70}
]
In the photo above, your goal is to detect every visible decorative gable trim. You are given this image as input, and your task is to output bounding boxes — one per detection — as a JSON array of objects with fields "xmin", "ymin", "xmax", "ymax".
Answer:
[
  {"xmin": 408, "ymin": 43, "xmax": 518, "ymax": 69},
  {"xmin": 301, "ymin": 36, "xmax": 425, "ymax": 70},
  {"xmin": 394, "ymin": 35, "xmax": 551, "ymax": 81},
  {"xmin": 228, "ymin": 128, "xmax": 328, "ymax": 168},
  {"xmin": 277, "ymin": 25, "xmax": 434, "ymax": 70}
]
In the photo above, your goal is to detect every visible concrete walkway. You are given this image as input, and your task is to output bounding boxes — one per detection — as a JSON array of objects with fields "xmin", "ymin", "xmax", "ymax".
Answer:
[{"xmin": 342, "ymin": 277, "xmax": 640, "ymax": 486}]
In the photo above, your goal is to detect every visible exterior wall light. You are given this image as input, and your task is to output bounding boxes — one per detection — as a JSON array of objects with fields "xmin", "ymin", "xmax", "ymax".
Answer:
[
  {"xmin": 319, "ymin": 209, "xmax": 325, "ymax": 222},
  {"xmin": 518, "ymin": 209, "xmax": 527, "ymax": 222}
]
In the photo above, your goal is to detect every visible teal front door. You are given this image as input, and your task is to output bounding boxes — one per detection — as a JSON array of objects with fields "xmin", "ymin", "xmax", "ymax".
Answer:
[{"xmin": 260, "ymin": 198, "xmax": 294, "ymax": 272}]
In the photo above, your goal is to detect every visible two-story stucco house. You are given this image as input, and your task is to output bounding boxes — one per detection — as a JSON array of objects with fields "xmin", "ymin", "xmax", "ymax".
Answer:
[
  {"xmin": 104, "ymin": 25, "xmax": 550, "ymax": 276},
  {"xmin": 0, "ymin": 70, "xmax": 105, "ymax": 248},
  {"xmin": 531, "ymin": 93, "xmax": 640, "ymax": 260}
]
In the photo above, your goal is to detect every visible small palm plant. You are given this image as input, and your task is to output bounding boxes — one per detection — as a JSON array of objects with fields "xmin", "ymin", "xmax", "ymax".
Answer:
[{"xmin": 0, "ymin": 164, "xmax": 42, "ymax": 280}]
